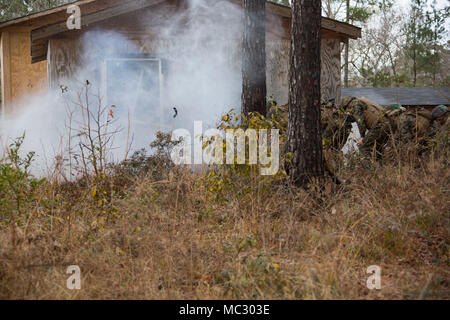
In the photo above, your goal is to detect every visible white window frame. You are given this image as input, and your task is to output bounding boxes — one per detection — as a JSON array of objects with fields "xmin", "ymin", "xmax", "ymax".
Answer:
[{"xmin": 101, "ymin": 57, "xmax": 164, "ymax": 130}]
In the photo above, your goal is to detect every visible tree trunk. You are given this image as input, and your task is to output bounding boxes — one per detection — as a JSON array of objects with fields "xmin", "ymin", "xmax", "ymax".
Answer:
[
  {"xmin": 287, "ymin": 0, "xmax": 324, "ymax": 186},
  {"xmin": 242, "ymin": 0, "xmax": 267, "ymax": 116},
  {"xmin": 413, "ymin": 39, "xmax": 417, "ymax": 86},
  {"xmin": 344, "ymin": 0, "xmax": 350, "ymax": 87},
  {"xmin": 344, "ymin": 40, "xmax": 349, "ymax": 88}
]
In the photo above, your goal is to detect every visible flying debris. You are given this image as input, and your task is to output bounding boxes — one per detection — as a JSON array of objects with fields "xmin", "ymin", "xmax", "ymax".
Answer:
[
  {"xmin": 173, "ymin": 107, "xmax": 178, "ymax": 118},
  {"xmin": 60, "ymin": 85, "xmax": 68, "ymax": 93}
]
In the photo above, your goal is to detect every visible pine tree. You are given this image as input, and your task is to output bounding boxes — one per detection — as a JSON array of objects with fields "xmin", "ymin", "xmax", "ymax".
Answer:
[
  {"xmin": 424, "ymin": 0, "xmax": 449, "ymax": 85},
  {"xmin": 287, "ymin": 0, "xmax": 324, "ymax": 186},
  {"xmin": 403, "ymin": 0, "xmax": 427, "ymax": 86},
  {"xmin": 242, "ymin": 0, "xmax": 267, "ymax": 116}
]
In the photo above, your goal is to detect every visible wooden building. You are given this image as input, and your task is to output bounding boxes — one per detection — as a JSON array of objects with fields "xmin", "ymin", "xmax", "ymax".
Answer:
[{"xmin": 0, "ymin": 0, "xmax": 361, "ymax": 114}]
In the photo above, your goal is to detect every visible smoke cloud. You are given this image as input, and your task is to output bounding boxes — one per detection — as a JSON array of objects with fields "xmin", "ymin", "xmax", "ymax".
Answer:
[{"xmin": 0, "ymin": 0, "xmax": 249, "ymax": 176}]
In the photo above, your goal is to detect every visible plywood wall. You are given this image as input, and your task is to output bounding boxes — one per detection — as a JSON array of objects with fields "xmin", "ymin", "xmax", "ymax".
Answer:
[
  {"xmin": 45, "ymin": 34, "xmax": 342, "ymax": 109},
  {"xmin": 24, "ymin": 3, "xmax": 343, "ymax": 113},
  {"xmin": 1, "ymin": 29, "xmax": 47, "ymax": 113},
  {"xmin": 47, "ymin": 38, "xmax": 83, "ymax": 89},
  {"xmin": 320, "ymin": 38, "xmax": 342, "ymax": 103},
  {"xmin": 266, "ymin": 38, "xmax": 342, "ymax": 106},
  {"xmin": 1, "ymin": 32, "xmax": 11, "ymax": 114},
  {"xmin": 266, "ymin": 40, "xmax": 290, "ymax": 105},
  {"xmin": 43, "ymin": 5, "xmax": 342, "ymax": 108}
]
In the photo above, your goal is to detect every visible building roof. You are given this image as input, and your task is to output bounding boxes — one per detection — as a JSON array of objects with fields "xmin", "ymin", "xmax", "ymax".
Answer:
[
  {"xmin": 0, "ymin": 0, "xmax": 98, "ymax": 28},
  {"xmin": 341, "ymin": 87, "xmax": 450, "ymax": 106},
  {"xmin": 0, "ymin": 0, "xmax": 362, "ymax": 39}
]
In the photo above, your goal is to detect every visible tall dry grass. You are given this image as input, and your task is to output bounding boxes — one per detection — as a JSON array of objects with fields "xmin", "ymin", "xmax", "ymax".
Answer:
[{"xmin": 0, "ymin": 140, "xmax": 448, "ymax": 299}]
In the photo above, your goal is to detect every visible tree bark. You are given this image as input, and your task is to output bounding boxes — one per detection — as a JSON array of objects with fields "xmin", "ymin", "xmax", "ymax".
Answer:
[
  {"xmin": 413, "ymin": 38, "xmax": 417, "ymax": 86},
  {"xmin": 287, "ymin": 0, "xmax": 324, "ymax": 186},
  {"xmin": 344, "ymin": 0, "xmax": 350, "ymax": 88},
  {"xmin": 242, "ymin": 0, "xmax": 267, "ymax": 116}
]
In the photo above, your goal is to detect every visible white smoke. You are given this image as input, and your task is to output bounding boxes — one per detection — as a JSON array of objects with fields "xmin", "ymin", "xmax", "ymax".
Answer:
[{"xmin": 0, "ymin": 0, "xmax": 248, "ymax": 177}]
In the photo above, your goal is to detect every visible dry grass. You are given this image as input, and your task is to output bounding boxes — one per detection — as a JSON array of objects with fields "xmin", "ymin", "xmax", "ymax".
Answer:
[{"xmin": 0, "ymin": 150, "xmax": 448, "ymax": 300}]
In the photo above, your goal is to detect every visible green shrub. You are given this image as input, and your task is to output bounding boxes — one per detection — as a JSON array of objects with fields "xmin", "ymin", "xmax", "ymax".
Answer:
[
  {"xmin": 112, "ymin": 131, "xmax": 182, "ymax": 182},
  {"xmin": 0, "ymin": 134, "xmax": 45, "ymax": 224}
]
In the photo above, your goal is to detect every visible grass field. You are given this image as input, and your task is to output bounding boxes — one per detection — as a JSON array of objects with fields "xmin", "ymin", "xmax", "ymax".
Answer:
[{"xmin": 0, "ymin": 131, "xmax": 448, "ymax": 300}]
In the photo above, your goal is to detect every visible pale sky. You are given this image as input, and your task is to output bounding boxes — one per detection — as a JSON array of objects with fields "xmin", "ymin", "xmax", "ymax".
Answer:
[
  {"xmin": 396, "ymin": 0, "xmax": 448, "ymax": 10},
  {"xmin": 354, "ymin": 0, "xmax": 450, "ymax": 43},
  {"xmin": 395, "ymin": 0, "xmax": 449, "ymax": 42}
]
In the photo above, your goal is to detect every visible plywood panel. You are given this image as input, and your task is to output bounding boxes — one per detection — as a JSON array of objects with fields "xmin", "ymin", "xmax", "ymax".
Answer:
[
  {"xmin": 266, "ymin": 40, "xmax": 290, "ymax": 105},
  {"xmin": 266, "ymin": 38, "xmax": 342, "ymax": 106},
  {"xmin": 321, "ymin": 38, "xmax": 341, "ymax": 103},
  {"xmin": 9, "ymin": 31, "xmax": 46, "ymax": 107},
  {"xmin": 1, "ymin": 31, "xmax": 11, "ymax": 113},
  {"xmin": 47, "ymin": 38, "xmax": 82, "ymax": 89}
]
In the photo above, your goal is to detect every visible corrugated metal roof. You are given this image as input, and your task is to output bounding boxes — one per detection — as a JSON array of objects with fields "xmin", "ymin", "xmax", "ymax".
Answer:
[{"xmin": 341, "ymin": 87, "xmax": 450, "ymax": 106}]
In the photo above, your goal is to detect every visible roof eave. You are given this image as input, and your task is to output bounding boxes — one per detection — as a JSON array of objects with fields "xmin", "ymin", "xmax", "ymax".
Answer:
[{"xmin": 0, "ymin": 0, "xmax": 362, "ymax": 39}]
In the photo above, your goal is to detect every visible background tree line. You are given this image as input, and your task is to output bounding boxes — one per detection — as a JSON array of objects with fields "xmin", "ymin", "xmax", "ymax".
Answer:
[
  {"xmin": 0, "ymin": 0, "xmax": 71, "ymax": 22},
  {"xmin": 275, "ymin": 0, "xmax": 449, "ymax": 87}
]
